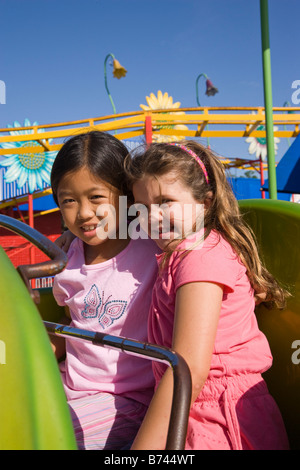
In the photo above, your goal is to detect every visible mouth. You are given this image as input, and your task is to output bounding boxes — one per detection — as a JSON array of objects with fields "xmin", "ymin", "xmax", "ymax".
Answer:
[
  {"xmin": 154, "ymin": 224, "xmax": 175, "ymax": 240},
  {"xmin": 81, "ymin": 224, "xmax": 98, "ymax": 233},
  {"xmin": 158, "ymin": 231, "xmax": 175, "ymax": 240}
]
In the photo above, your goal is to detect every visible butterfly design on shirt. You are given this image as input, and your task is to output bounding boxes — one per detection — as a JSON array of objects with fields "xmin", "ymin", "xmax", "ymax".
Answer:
[{"xmin": 81, "ymin": 284, "xmax": 127, "ymax": 329}]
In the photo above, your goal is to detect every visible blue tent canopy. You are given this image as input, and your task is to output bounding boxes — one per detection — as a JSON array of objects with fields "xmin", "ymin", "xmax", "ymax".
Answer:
[{"xmin": 263, "ymin": 134, "xmax": 300, "ymax": 194}]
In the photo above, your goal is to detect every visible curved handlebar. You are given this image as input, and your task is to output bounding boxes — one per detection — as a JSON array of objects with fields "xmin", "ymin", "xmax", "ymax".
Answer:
[
  {"xmin": 0, "ymin": 214, "xmax": 67, "ymax": 303},
  {"xmin": 44, "ymin": 321, "xmax": 192, "ymax": 450}
]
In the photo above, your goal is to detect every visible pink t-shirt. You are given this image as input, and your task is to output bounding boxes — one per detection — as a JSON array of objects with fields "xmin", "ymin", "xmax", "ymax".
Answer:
[
  {"xmin": 53, "ymin": 237, "xmax": 159, "ymax": 406},
  {"xmin": 148, "ymin": 230, "xmax": 273, "ymax": 383}
]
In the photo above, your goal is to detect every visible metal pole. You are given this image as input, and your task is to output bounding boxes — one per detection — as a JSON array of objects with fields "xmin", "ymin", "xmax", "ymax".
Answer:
[
  {"xmin": 196, "ymin": 73, "xmax": 210, "ymax": 148},
  {"xmin": 283, "ymin": 101, "xmax": 292, "ymax": 147},
  {"xmin": 195, "ymin": 73, "xmax": 208, "ymax": 108},
  {"xmin": 145, "ymin": 115, "xmax": 153, "ymax": 144},
  {"xmin": 259, "ymin": 155, "xmax": 266, "ymax": 199},
  {"xmin": 260, "ymin": 0, "xmax": 277, "ymax": 199},
  {"xmin": 28, "ymin": 193, "xmax": 36, "ymax": 265},
  {"xmin": 104, "ymin": 53, "xmax": 117, "ymax": 114}
]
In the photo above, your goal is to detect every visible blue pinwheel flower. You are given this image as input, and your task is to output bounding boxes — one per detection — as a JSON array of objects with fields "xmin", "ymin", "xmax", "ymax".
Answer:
[{"xmin": 0, "ymin": 119, "xmax": 57, "ymax": 193}]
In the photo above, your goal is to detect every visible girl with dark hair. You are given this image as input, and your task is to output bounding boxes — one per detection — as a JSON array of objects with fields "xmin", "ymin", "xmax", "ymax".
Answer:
[{"xmin": 50, "ymin": 131, "xmax": 159, "ymax": 450}]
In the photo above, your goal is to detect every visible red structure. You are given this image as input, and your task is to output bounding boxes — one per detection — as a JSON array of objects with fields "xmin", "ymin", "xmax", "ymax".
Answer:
[{"xmin": 0, "ymin": 210, "xmax": 61, "ymax": 268}]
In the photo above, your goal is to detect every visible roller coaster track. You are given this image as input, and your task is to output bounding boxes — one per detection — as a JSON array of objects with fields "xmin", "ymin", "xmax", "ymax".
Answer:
[
  {"xmin": 0, "ymin": 106, "xmax": 299, "ymax": 212},
  {"xmin": 0, "ymin": 106, "xmax": 299, "ymax": 156}
]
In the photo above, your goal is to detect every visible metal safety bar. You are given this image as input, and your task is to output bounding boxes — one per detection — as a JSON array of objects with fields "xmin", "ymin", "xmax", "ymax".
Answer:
[
  {"xmin": 0, "ymin": 214, "xmax": 68, "ymax": 303},
  {"xmin": 45, "ymin": 321, "xmax": 192, "ymax": 450}
]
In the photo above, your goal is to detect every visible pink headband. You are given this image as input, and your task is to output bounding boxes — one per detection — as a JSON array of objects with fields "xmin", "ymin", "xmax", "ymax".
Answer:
[{"xmin": 169, "ymin": 143, "xmax": 209, "ymax": 184}]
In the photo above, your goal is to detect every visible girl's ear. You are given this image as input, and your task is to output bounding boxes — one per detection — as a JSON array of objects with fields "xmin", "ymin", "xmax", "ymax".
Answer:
[{"xmin": 204, "ymin": 191, "xmax": 214, "ymax": 209}]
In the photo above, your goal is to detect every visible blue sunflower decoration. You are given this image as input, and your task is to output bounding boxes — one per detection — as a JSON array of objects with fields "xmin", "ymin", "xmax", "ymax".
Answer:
[{"xmin": 0, "ymin": 119, "xmax": 57, "ymax": 193}]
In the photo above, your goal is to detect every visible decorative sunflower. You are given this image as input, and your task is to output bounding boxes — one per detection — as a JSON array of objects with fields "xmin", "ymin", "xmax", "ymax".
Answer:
[
  {"xmin": 140, "ymin": 91, "xmax": 188, "ymax": 142},
  {"xmin": 245, "ymin": 115, "xmax": 280, "ymax": 161},
  {"xmin": 0, "ymin": 119, "xmax": 57, "ymax": 193}
]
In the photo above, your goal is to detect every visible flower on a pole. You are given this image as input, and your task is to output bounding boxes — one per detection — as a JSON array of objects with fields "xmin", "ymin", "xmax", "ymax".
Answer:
[
  {"xmin": 112, "ymin": 59, "xmax": 127, "ymax": 79},
  {"xmin": 196, "ymin": 73, "xmax": 219, "ymax": 106},
  {"xmin": 205, "ymin": 79, "xmax": 218, "ymax": 96},
  {"xmin": 104, "ymin": 53, "xmax": 127, "ymax": 114}
]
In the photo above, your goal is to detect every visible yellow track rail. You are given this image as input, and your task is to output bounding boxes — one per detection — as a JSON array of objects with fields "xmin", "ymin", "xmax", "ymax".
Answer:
[
  {"xmin": 0, "ymin": 106, "xmax": 297, "ymax": 212},
  {"xmin": 0, "ymin": 107, "xmax": 299, "ymax": 156}
]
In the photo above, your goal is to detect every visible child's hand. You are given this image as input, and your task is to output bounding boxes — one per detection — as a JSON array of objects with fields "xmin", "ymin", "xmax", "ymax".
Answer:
[{"xmin": 55, "ymin": 230, "xmax": 75, "ymax": 253}]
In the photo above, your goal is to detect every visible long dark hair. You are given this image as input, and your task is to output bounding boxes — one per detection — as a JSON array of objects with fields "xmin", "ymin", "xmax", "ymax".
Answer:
[{"xmin": 51, "ymin": 131, "xmax": 131, "ymax": 205}]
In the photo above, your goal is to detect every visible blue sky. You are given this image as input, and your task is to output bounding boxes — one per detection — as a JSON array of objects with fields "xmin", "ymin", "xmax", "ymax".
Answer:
[{"xmin": 0, "ymin": 0, "xmax": 299, "ymax": 166}]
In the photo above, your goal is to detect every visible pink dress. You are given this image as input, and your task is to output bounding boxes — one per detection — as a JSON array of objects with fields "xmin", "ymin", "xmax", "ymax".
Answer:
[{"xmin": 148, "ymin": 230, "xmax": 289, "ymax": 450}]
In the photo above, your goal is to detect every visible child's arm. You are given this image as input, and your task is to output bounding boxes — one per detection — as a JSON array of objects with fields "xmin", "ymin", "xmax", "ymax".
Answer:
[{"xmin": 131, "ymin": 281, "xmax": 223, "ymax": 450}]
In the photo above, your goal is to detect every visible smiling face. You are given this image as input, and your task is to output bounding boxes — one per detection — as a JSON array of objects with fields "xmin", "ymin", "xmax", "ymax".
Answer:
[
  {"xmin": 57, "ymin": 166, "xmax": 128, "ymax": 263},
  {"xmin": 132, "ymin": 170, "xmax": 204, "ymax": 250}
]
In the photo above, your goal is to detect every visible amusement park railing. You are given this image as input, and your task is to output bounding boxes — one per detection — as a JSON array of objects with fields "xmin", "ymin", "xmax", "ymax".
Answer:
[
  {"xmin": 0, "ymin": 105, "xmax": 299, "ymax": 262},
  {"xmin": 0, "ymin": 107, "xmax": 299, "ymax": 155}
]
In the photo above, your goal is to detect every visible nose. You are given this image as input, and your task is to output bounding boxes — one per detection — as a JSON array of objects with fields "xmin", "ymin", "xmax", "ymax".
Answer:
[{"xmin": 77, "ymin": 201, "xmax": 95, "ymax": 220}]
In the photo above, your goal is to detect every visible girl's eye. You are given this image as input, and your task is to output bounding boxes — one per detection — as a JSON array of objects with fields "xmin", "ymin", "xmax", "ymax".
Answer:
[
  {"xmin": 91, "ymin": 195, "xmax": 104, "ymax": 201},
  {"xmin": 61, "ymin": 198, "xmax": 75, "ymax": 205},
  {"xmin": 161, "ymin": 198, "xmax": 173, "ymax": 205}
]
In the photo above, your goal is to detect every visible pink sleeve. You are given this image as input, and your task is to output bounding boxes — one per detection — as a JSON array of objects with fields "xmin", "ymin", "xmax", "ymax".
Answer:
[
  {"xmin": 52, "ymin": 238, "xmax": 80, "ymax": 307},
  {"xmin": 52, "ymin": 275, "xmax": 69, "ymax": 306},
  {"xmin": 173, "ymin": 237, "xmax": 240, "ymax": 293}
]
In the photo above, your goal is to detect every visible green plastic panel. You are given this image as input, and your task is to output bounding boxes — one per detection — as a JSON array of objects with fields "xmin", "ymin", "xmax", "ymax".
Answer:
[
  {"xmin": 239, "ymin": 199, "xmax": 300, "ymax": 450},
  {"xmin": 0, "ymin": 247, "xmax": 77, "ymax": 450}
]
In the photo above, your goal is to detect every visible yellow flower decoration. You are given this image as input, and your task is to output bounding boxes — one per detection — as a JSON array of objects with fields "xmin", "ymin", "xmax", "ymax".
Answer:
[
  {"xmin": 140, "ymin": 91, "xmax": 188, "ymax": 142},
  {"xmin": 112, "ymin": 59, "xmax": 127, "ymax": 79}
]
